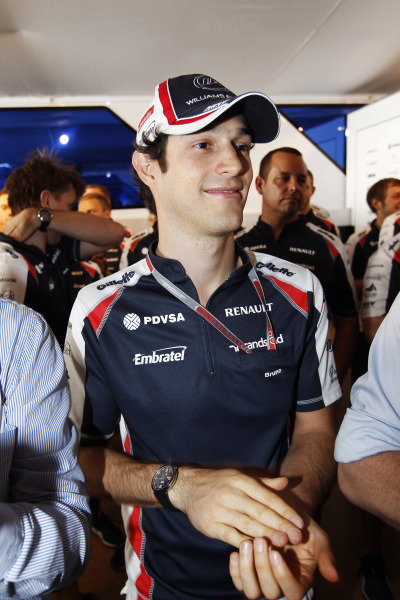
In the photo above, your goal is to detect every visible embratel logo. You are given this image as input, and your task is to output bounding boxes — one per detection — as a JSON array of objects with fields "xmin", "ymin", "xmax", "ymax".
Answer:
[
  {"xmin": 133, "ymin": 346, "xmax": 187, "ymax": 366},
  {"xmin": 124, "ymin": 313, "xmax": 141, "ymax": 331},
  {"xmin": 193, "ymin": 76, "xmax": 226, "ymax": 91}
]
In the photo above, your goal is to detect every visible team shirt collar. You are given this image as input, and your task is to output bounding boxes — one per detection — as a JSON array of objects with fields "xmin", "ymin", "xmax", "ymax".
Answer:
[{"xmin": 147, "ymin": 240, "xmax": 252, "ymax": 284}]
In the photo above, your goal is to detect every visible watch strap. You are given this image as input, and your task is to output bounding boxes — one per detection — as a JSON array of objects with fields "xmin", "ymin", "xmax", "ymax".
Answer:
[{"xmin": 154, "ymin": 488, "xmax": 179, "ymax": 512}]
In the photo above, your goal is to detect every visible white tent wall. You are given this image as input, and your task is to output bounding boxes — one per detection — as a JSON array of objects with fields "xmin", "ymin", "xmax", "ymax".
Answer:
[
  {"xmin": 0, "ymin": 95, "xmax": 346, "ymax": 234},
  {"xmin": 347, "ymin": 89, "xmax": 400, "ymax": 231}
]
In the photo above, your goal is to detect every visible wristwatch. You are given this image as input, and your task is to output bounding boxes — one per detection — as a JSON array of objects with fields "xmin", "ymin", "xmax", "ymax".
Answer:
[
  {"xmin": 37, "ymin": 207, "xmax": 53, "ymax": 231},
  {"xmin": 151, "ymin": 465, "xmax": 179, "ymax": 511}
]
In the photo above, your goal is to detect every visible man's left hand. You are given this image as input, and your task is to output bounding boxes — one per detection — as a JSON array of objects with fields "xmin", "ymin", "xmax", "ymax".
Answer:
[{"xmin": 229, "ymin": 517, "xmax": 339, "ymax": 600}]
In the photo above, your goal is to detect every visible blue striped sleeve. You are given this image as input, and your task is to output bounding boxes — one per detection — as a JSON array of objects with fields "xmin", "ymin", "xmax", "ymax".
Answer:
[{"xmin": 0, "ymin": 299, "xmax": 90, "ymax": 599}]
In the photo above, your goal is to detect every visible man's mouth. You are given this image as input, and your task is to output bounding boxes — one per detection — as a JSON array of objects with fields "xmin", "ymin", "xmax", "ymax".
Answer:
[{"xmin": 204, "ymin": 187, "xmax": 243, "ymax": 199}]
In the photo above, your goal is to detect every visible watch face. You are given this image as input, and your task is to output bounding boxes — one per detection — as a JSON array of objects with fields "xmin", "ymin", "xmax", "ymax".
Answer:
[
  {"xmin": 39, "ymin": 208, "xmax": 51, "ymax": 222},
  {"xmin": 153, "ymin": 465, "xmax": 175, "ymax": 491}
]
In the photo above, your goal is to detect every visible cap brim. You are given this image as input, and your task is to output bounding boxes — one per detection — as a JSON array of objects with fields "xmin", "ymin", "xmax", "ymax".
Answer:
[{"xmin": 160, "ymin": 92, "xmax": 280, "ymax": 143}]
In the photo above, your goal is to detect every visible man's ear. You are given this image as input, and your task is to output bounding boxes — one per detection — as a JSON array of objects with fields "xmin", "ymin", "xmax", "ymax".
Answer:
[
  {"xmin": 255, "ymin": 175, "xmax": 265, "ymax": 195},
  {"xmin": 132, "ymin": 151, "xmax": 154, "ymax": 185},
  {"xmin": 370, "ymin": 197, "xmax": 381, "ymax": 213},
  {"xmin": 40, "ymin": 190, "xmax": 51, "ymax": 208}
]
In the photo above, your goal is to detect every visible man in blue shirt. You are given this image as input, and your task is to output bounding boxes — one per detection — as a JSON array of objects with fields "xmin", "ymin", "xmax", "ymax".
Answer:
[
  {"xmin": 336, "ymin": 291, "xmax": 400, "ymax": 530},
  {"xmin": 0, "ymin": 299, "xmax": 90, "ymax": 598}
]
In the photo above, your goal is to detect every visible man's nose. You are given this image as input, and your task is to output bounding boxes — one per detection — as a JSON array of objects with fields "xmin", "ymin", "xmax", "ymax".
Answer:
[{"xmin": 216, "ymin": 144, "xmax": 244, "ymax": 175}]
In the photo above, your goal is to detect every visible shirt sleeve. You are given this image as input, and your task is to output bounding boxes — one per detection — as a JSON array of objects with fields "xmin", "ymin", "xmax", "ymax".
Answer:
[
  {"xmin": 296, "ymin": 273, "xmax": 341, "ymax": 412},
  {"xmin": 0, "ymin": 301, "xmax": 90, "ymax": 598},
  {"xmin": 65, "ymin": 291, "xmax": 120, "ymax": 444},
  {"xmin": 0, "ymin": 245, "xmax": 30, "ymax": 303},
  {"xmin": 335, "ymin": 292, "xmax": 400, "ymax": 463},
  {"xmin": 361, "ymin": 243, "xmax": 395, "ymax": 319}
]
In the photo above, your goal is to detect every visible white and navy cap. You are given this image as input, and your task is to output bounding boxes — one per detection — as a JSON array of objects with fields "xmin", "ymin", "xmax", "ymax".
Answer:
[{"xmin": 136, "ymin": 74, "xmax": 280, "ymax": 146}]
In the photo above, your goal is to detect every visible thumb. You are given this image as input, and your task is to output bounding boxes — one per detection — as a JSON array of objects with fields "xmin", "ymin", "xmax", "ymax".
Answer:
[
  {"xmin": 315, "ymin": 535, "xmax": 339, "ymax": 583},
  {"xmin": 261, "ymin": 476, "xmax": 289, "ymax": 491}
]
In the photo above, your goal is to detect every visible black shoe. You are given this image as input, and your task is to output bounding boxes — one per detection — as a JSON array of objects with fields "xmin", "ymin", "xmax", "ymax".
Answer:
[
  {"xmin": 91, "ymin": 510, "xmax": 124, "ymax": 548},
  {"xmin": 110, "ymin": 541, "xmax": 126, "ymax": 572},
  {"xmin": 358, "ymin": 555, "xmax": 393, "ymax": 600}
]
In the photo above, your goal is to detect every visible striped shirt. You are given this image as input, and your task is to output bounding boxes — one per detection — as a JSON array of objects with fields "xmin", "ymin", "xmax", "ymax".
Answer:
[{"xmin": 0, "ymin": 299, "xmax": 90, "ymax": 599}]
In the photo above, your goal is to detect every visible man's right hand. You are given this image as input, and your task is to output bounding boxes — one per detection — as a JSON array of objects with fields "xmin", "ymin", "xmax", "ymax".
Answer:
[{"xmin": 169, "ymin": 467, "xmax": 304, "ymax": 549}]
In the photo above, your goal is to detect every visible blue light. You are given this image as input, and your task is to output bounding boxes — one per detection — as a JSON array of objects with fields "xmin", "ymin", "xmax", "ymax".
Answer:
[
  {"xmin": 59, "ymin": 134, "xmax": 69, "ymax": 145},
  {"xmin": 106, "ymin": 172, "xmax": 111, "ymax": 178}
]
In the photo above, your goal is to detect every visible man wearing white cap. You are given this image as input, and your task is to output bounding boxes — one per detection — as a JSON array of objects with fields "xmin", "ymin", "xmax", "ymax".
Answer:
[{"xmin": 66, "ymin": 74, "xmax": 339, "ymax": 600}]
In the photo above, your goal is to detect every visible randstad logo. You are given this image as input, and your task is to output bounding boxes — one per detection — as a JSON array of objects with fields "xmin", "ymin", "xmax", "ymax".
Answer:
[
  {"xmin": 229, "ymin": 334, "xmax": 284, "ymax": 352},
  {"xmin": 193, "ymin": 76, "xmax": 225, "ymax": 91},
  {"xmin": 133, "ymin": 346, "xmax": 187, "ymax": 366}
]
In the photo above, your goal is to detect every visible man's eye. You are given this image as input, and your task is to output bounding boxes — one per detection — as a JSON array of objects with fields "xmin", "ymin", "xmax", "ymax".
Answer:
[
  {"xmin": 236, "ymin": 143, "xmax": 254, "ymax": 153},
  {"xmin": 194, "ymin": 142, "xmax": 210, "ymax": 150}
]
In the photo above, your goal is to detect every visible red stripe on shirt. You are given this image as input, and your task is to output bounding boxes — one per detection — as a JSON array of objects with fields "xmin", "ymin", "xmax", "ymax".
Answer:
[
  {"xmin": 128, "ymin": 508, "xmax": 153, "ymax": 599},
  {"xmin": 82, "ymin": 262, "xmax": 97, "ymax": 278},
  {"xmin": 23, "ymin": 257, "xmax": 37, "ymax": 282},
  {"xmin": 358, "ymin": 234, "xmax": 367, "ymax": 248},
  {"xmin": 395, "ymin": 247, "xmax": 400, "ymax": 264},
  {"xmin": 326, "ymin": 238, "xmax": 339, "ymax": 259},
  {"xmin": 88, "ymin": 290, "xmax": 120, "ymax": 335},
  {"xmin": 269, "ymin": 276, "xmax": 309, "ymax": 314}
]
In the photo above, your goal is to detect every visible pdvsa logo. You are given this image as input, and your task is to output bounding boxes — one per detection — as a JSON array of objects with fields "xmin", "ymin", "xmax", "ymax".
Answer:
[
  {"xmin": 133, "ymin": 346, "xmax": 187, "ymax": 366},
  {"xmin": 193, "ymin": 76, "xmax": 226, "ymax": 91},
  {"xmin": 123, "ymin": 312, "xmax": 185, "ymax": 330},
  {"xmin": 124, "ymin": 313, "xmax": 141, "ymax": 330}
]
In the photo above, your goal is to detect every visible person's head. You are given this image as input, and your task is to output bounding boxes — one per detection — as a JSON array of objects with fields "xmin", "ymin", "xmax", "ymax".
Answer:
[
  {"xmin": 5, "ymin": 151, "xmax": 85, "ymax": 216},
  {"xmin": 78, "ymin": 193, "xmax": 111, "ymax": 219},
  {"xmin": 256, "ymin": 147, "xmax": 307, "ymax": 223},
  {"xmin": 299, "ymin": 170, "xmax": 315, "ymax": 215},
  {"xmin": 366, "ymin": 178, "xmax": 400, "ymax": 226},
  {"xmin": 0, "ymin": 189, "xmax": 11, "ymax": 229},
  {"xmin": 84, "ymin": 184, "xmax": 112, "ymax": 208},
  {"xmin": 132, "ymin": 74, "xmax": 280, "ymax": 234}
]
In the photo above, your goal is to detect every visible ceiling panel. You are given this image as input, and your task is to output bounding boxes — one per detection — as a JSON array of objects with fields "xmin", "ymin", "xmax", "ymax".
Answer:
[{"xmin": 0, "ymin": 0, "xmax": 398, "ymax": 98}]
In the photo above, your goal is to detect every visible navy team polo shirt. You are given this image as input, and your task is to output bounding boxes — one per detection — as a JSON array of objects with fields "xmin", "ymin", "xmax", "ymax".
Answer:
[{"xmin": 66, "ymin": 243, "xmax": 340, "ymax": 600}]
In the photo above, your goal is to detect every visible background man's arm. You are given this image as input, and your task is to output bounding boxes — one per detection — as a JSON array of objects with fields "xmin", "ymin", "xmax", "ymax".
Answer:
[
  {"xmin": 336, "ymin": 293, "xmax": 400, "ymax": 531},
  {"xmin": 279, "ymin": 406, "xmax": 336, "ymax": 515},
  {"xmin": 362, "ymin": 315, "xmax": 384, "ymax": 344},
  {"xmin": 338, "ymin": 452, "xmax": 400, "ymax": 530},
  {"xmin": 0, "ymin": 304, "xmax": 90, "ymax": 597},
  {"xmin": 332, "ymin": 314, "xmax": 358, "ymax": 384},
  {"xmin": 3, "ymin": 207, "xmax": 125, "ymax": 258}
]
